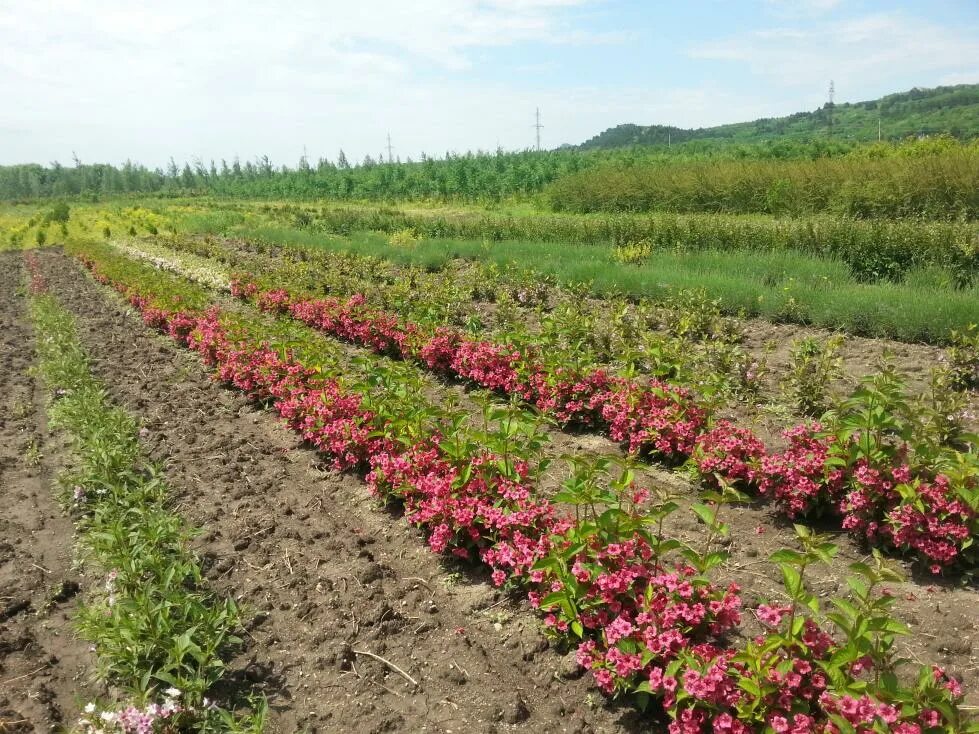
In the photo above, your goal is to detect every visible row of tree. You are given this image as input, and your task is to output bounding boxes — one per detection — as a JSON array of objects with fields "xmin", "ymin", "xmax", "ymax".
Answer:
[{"xmin": 0, "ymin": 136, "xmax": 972, "ymax": 203}]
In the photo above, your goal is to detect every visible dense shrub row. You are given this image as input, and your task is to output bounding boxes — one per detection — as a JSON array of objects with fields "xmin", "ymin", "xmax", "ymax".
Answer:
[
  {"xmin": 268, "ymin": 204, "xmax": 979, "ymax": 286},
  {"xmin": 546, "ymin": 146, "xmax": 979, "ymax": 220}
]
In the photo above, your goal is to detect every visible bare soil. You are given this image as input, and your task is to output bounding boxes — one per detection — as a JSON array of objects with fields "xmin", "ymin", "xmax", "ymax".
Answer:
[{"xmin": 0, "ymin": 252, "xmax": 97, "ymax": 731}]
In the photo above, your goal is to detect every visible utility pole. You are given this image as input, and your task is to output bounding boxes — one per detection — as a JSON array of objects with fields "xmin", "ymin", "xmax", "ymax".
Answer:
[
  {"xmin": 386, "ymin": 133, "xmax": 394, "ymax": 164},
  {"xmin": 534, "ymin": 108, "xmax": 543, "ymax": 151},
  {"xmin": 827, "ymin": 80, "xmax": 835, "ymax": 138}
]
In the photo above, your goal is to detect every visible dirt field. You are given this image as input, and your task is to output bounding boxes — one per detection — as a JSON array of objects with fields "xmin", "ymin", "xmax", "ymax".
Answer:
[{"xmin": 3, "ymin": 248, "xmax": 976, "ymax": 732}]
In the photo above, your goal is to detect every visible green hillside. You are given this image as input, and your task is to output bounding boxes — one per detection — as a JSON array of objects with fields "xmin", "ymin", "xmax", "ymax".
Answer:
[{"xmin": 579, "ymin": 83, "xmax": 979, "ymax": 150}]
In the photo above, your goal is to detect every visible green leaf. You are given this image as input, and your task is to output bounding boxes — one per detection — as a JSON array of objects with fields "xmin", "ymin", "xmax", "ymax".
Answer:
[
  {"xmin": 780, "ymin": 564, "xmax": 803, "ymax": 596},
  {"xmin": 769, "ymin": 549, "xmax": 805, "ymax": 565}
]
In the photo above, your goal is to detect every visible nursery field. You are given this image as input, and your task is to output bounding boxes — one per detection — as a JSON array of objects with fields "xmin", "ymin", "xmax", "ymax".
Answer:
[{"xmin": 1, "ymin": 200, "xmax": 979, "ymax": 734}]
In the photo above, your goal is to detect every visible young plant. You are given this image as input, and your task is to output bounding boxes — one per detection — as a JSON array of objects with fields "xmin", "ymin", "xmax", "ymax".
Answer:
[{"xmin": 782, "ymin": 335, "xmax": 844, "ymax": 417}]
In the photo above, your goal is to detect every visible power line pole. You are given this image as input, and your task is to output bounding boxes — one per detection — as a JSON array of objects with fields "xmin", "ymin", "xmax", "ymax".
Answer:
[
  {"xmin": 386, "ymin": 133, "xmax": 394, "ymax": 164},
  {"xmin": 534, "ymin": 108, "xmax": 543, "ymax": 151},
  {"xmin": 827, "ymin": 80, "xmax": 835, "ymax": 138}
]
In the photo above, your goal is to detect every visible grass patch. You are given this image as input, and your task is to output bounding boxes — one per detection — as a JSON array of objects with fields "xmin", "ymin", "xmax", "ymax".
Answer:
[{"xmin": 216, "ymin": 222, "xmax": 979, "ymax": 344}]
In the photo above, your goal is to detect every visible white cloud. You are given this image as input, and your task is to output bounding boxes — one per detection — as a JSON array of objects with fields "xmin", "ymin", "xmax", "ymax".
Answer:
[
  {"xmin": 0, "ymin": 0, "xmax": 613, "ymax": 164},
  {"xmin": 2, "ymin": 2, "xmax": 977, "ymax": 168},
  {"xmin": 689, "ymin": 11, "xmax": 979, "ymax": 93}
]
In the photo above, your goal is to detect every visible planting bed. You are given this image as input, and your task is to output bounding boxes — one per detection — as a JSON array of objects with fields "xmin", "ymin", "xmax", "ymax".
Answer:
[
  {"xmin": 0, "ymin": 252, "xmax": 96, "ymax": 730},
  {"xmin": 5, "ymin": 242, "xmax": 976, "ymax": 733},
  {"xmin": 34, "ymin": 249, "xmax": 647, "ymax": 733}
]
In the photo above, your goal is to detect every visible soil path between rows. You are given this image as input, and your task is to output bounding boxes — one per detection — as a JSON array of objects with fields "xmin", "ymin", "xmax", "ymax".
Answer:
[
  {"xmin": 34, "ymin": 249, "xmax": 649, "ymax": 733},
  {"xmin": 0, "ymin": 251, "xmax": 97, "ymax": 731}
]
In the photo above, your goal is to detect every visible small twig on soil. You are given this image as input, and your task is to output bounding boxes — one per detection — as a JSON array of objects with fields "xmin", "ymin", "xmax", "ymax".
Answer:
[
  {"xmin": 0, "ymin": 664, "xmax": 49, "ymax": 687},
  {"xmin": 402, "ymin": 576, "xmax": 433, "ymax": 592},
  {"xmin": 480, "ymin": 597, "xmax": 509, "ymax": 613},
  {"xmin": 451, "ymin": 662, "xmax": 470, "ymax": 679},
  {"xmin": 235, "ymin": 524, "xmax": 275, "ymax": 543},
  {"xmin": 283, "ymin": 550, "xmax": 294, "ymax": 575},
  {"xmin": 31, "ymin": 562, "xmax": 51, "ymax": 574},
  {"xmin": 370, "ymin": 679, "xmax": 405, "ymax": 698},
  {"xmin": 352, "ymin": 649, "xmax": 419, "ymax": 688}
]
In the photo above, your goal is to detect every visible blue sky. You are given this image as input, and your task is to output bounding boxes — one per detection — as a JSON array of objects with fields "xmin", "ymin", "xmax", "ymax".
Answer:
[{"xmin": 1, "ymin": 0, "xmax": 977, "ymax": 167}]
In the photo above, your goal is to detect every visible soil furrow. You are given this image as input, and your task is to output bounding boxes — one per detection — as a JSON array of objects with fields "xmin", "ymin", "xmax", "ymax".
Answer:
[{"xmin": 0, "ymin": 252, "xmax": 96, "ymax": 731}]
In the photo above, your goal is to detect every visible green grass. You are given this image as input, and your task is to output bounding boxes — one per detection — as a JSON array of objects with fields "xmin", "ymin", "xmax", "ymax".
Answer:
[{"xmin": 202, "ymin": 220, "xmax": 979, "ymax": 344}]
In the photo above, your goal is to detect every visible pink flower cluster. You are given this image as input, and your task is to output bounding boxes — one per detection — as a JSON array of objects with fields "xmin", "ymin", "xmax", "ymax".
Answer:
[
  {"xmin": 691, "ymin": 420, "xmax": 766, "ymax": 488},
  {"xmin": 78, "ymin": 688, "xmax": 183, "ymax": 734},
  {"xmin": 233, "ymin": 276, "xmax": 705, "ymax": 459},
  {"xmin": 756, "ymin": 424, "xmax": 844, "ymax": 517},
  {"xmin": 24, "ymin": 252, "xmax": 48, "ymax": 293},
  {"xmin": 224, "ymin": 275, "xmax": 979, "ymax": 571},
  {"xmin": 74, "ymin": 254, "xmax": 972, "ymax": 734}
]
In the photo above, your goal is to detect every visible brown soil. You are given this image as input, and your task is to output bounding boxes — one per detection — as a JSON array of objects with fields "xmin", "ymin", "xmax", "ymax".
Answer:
[
  {"xmin": 35, "ymin": 250, "xmax": 650, "ymax": 732},
  {"xmin": 30, "ymin": 248, "xmax": 979, "ymax": 731},
  {"xmin": 0, "ymin": 252, "xmax": 98, "ymax": 731}
]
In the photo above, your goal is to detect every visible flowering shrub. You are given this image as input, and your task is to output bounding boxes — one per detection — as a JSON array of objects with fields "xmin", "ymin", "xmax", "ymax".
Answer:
[
  {"xmin": 74, "ymin": 249, "xmax": 978, "ymax": 733},
  {"xmin": 692, "ymin": 420, "xmax": 766, "ymax": 489},
  {"xmin": 25, "ymin": 251, "xmax": 48, "ymax": 293},
  {"xmin": 757, "ymin": 423, "xmax": 844, "ymax": 518},
  {"xmin": 78, "ymin": 690, "xmax": 183, "ymax": 734},
  {"xmin": 161, "ymin": 270, "xmax": 979, "ymax": 572}
]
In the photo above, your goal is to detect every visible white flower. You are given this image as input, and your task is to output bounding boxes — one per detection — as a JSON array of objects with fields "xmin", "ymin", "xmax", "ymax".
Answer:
[
  {"xmin": 164, "ymin": 686, "xmax": 182, "ymax": 698},
  {"xmin": 84, "ymin": 702, "xmax": 97, "ymax": 714}
]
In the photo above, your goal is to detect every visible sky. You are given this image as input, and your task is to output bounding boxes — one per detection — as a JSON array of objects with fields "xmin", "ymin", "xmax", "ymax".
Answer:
[{"xmin": 1, "ymin": 0, "xmax": 978, "ymax": 168}]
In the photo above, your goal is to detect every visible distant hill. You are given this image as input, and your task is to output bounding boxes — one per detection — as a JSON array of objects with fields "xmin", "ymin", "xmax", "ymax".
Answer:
[{"xmin": 578, "ymin": 83, "xmax": 979, "ymax": 150}]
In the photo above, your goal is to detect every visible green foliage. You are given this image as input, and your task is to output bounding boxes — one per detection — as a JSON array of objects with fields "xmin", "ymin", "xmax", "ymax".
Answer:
[
  {"xmin": 216, "ymin": 214, "xmax": 979, "ymax": 344},
  {"xmin": 257, "ymin": 203, "xmax": 979, "ymax": 285},
  {"xmin": 612, "ymin": 238, "xmax": 652, "ymax": 265},
  {"xmin": 782, "ymin": 335, "xmax": 844, "ymax": 416},
  {"xmin": 947, "ymin": 324, "xmax": 979, "ymax": 390},
  {"xmin": 43, "ymin": 200, "xmax": 71, "ymax": 223},
  {"xmin": 388, "ymin": 226, "xmax": 420, "ymax": 248},
  {"xmin": 3, "ymin": 84, "xmax": 979, "ymax": 205},
  {"xmin": 580, "ymin": 84, "xmax": 979, "ymax": 150},
  {"xmin": 547, "ymin": 143, "xmax": 979, "ymax": 219},
  {"xmin": 28, "ymin": 291, "xmax": 262, "ymax": 729}
]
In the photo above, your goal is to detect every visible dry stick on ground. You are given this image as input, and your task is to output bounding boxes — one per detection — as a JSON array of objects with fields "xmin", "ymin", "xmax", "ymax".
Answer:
[
  {"xmin": 0, "ymin": 664, "xmax": 50, "ymax": 688},
  {"xmin": 352, "ymin": 649, "xmax": 419, "ymax": 688}
]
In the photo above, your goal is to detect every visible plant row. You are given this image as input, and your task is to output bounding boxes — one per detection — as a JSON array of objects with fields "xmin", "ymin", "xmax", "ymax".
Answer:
[
  {"xmin": 262, "ymin": 202, "xmax": 979, "ymax": 286},
  {"xmin": 67, "ymin": 243, "xmax": 976, "ymax": 733},
  {"xmin": 110, "ymin": 232, "xmax": 979, "ymax": 575},
  {"xmin": 150, "ymin": 229, "xmax": 979, "ymax": 402},
  {"xmin": 211, "ymin": 253, "xmax": 979, "ymax": 574},
  {"xmin": 545, "ymin": 146, "xmax": 979, "ymax": 220},
  {"xmin": 24, "ymin": 252, "xmax": 264, "ymax": 733}
]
